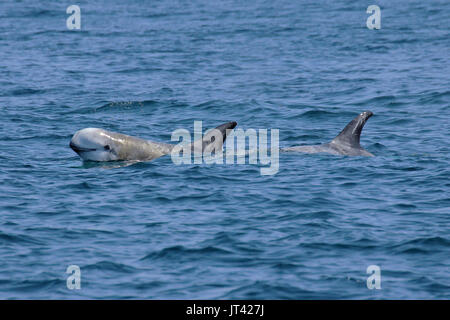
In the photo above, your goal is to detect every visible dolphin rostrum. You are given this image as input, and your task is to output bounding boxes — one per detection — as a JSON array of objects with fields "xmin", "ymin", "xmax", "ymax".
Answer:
[
  {"xmin": 70, "ymin": 121, "xmax": 238, "ymax": 162},
  {"xmin": 282, "ymin": 111, "xmax": 374, "ymax": 156}
]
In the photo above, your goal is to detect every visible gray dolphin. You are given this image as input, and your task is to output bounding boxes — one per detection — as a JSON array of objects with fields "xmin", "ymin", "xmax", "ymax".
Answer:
[
  {"xmin": 70, "ymin": 121, "xmax": 238, "ymax": 162},
  {"xmin": 282, "ymin": 111, "xmax": 374, "ymax": 156}
]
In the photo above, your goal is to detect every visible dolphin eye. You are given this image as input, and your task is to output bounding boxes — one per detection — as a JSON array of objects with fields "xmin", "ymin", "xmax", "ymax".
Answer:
[{"xmin": 104, "ymin": 145, "xmax": 111, "ymax": 151}]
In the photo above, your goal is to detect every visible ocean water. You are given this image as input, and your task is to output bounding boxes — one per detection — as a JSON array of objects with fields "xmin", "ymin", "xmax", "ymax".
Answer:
[{"xmin": 0, "ymin": 0, "xmax": 449, "ymax": 299}]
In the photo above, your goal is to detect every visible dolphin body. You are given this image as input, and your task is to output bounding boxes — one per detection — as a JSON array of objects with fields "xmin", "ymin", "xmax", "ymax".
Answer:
[
  {"xmin": 282, "ymin": 111, "xmax": 374, "ymax": 156},
  {"xmin": 70, "ymin": 121, "xmax": 237, "ymax": 162}
]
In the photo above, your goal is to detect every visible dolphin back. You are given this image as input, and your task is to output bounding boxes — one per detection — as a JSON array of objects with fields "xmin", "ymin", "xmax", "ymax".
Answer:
[
  {"xmin": 111, "ymin": 132, "xmax": 173, "ymax": 161},
  {"xmin": 107, "ymin": 121, "xmax": 237, "ymax": 161},
  {"xmin": 282, "ymin": 111, "xmax": 374, "ymax": 156}
]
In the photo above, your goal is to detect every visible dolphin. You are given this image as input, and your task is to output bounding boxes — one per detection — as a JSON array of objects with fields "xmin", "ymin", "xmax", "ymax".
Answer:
[
  {"xmin": 69, "ymin": 121, "xmax": 237, "ymax": 162},
  {"xmin": 282, "ymin": 111, "xmax": 374, "ymax": 156}
]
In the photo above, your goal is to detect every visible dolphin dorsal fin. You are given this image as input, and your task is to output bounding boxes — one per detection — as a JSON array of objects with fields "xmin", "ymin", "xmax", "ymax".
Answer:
[
  {"xmin": 190, "ymin": 121, "xmax": 237, "ymax": 153},
  {"xmin": 331, "ymin": 111, "xmax": 373, "ymax": 148}
]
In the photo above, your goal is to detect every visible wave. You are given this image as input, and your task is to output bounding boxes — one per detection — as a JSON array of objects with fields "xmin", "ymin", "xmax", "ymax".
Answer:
[{"xmin": 141, "ymin": 245, "xmax": 232, "ymax": 261}]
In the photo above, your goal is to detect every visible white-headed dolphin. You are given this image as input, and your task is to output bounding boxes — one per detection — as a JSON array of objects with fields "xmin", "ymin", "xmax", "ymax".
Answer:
[
  {"xmin": 70, "ymin": 121, "xmax": 237, "ymax": 162},
  {"xmin": 282, "ymin": 111, "xmax": 374, "ymax": 156}
]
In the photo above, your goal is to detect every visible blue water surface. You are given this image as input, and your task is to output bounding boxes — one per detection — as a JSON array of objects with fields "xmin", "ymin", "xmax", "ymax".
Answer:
[{"xmin": 0, "ymin": 0, "xmax": 449, "ymax": 299}]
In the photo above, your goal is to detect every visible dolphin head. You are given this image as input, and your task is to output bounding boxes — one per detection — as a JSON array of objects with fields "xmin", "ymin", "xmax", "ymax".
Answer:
[{"xmin": 70, "ymin": 128, "xmax": 120, "ymax": 161}]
